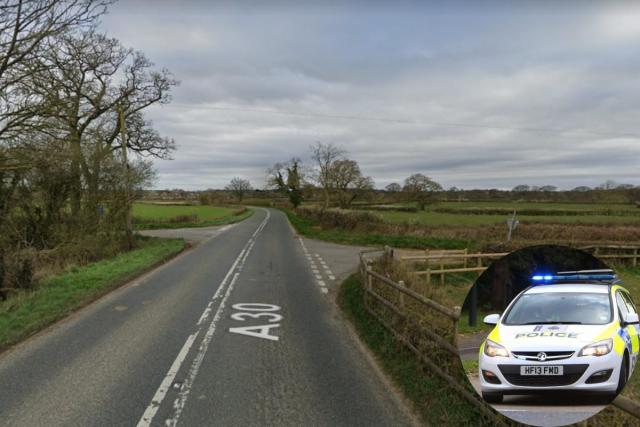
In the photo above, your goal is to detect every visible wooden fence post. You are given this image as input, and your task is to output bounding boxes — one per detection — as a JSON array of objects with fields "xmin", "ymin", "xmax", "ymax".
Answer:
[
  {"xmin": 398, "ymin": 280, "xmax": 405, "ymax": 309},
  {"xmin": 365, "ymin": 259, "xmax": 373, "ymax": 308}
]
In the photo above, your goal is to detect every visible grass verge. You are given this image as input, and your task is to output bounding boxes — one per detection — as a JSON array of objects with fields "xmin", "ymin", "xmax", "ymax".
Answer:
[
  {"xmin": 134, "ymin": 207, "xmax": 253, "ymax": 230},
  {"xmin": 0, "ymin": 237, "xmax": 186, "ymax": 350},
  {"xmin": 337, "ymin": 272, "xmax": 484, "ymax": 425},
  {"xmin": 284, "ymin": 209, "xmax": 468, "ymax": 249}
]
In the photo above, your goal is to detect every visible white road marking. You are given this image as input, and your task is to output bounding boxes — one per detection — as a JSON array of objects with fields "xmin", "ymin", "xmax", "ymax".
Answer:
[
  {"xmin": 329, "ymin": 275, "xmax": 336, "ymax": 281},
  {"xmin": 298, "ymin": 239, "xmax": 332, "ymax": 296},
  {"xmin": 136, "ymin": 332, "xmax": 200, "ymax": 426},
  {"xmin": 137, "ymin": 210, "xmax": 270, "ymax": 427}
]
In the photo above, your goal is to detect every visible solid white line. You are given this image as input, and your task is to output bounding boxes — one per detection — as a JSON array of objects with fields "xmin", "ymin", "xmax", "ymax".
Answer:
[{"xmin": 137, "ymin": 210, "xmax": 270, "ymax": 427}]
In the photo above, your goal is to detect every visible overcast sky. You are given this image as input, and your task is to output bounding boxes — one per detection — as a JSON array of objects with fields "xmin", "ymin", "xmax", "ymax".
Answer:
[{"xmin": 102, "ymin": 1, "xmax": 640, "ymax": 190}]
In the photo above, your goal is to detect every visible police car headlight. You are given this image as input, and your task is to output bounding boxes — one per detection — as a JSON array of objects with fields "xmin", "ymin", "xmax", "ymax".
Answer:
[
  {"xmin": 579, "ymin": 339, "xmax": 613, "ymax": 357},
  {"xmin": 484, "ymin": 339, "xmax": 509, "ymax": 357}
]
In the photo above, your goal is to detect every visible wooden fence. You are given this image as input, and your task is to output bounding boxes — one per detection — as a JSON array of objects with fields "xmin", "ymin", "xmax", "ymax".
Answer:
[
  {"xmin": 399, "ymin": 250, "xmax": 509, "ymax": 285},
  {"xmin": 581, "ymin": 245, "xmax": 640, "ymax": 266},
  {"xmin": 359, "ymin": 250, "xmax": 509, "ymax": 426}
]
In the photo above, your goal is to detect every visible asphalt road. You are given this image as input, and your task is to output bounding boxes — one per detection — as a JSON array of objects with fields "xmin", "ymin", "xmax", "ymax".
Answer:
[
  {"xmin": 467, "ymin": 371, "xmax": 606, "ymax": 426},
  {"xmin": 0, "ymin": 209, "xmax": 415, "ymax": 427}
]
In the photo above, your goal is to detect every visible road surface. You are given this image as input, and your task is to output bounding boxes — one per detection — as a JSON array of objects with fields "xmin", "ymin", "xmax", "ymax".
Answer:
[
  {"xmin": 467, "ymin": 367, "xmax": 606, "ymax": 426},
  {"xmin": 0, "ymin": 209, "xmax": 415, "ymax": 427}
]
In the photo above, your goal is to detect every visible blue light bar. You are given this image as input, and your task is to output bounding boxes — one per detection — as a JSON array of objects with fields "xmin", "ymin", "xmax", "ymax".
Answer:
[{"xmin": 531, "ymin": 273, "xmax": 616, "ymax": 283}]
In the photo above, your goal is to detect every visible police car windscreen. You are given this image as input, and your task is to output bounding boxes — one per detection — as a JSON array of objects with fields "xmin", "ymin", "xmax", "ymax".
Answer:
[{"xmin": 503, "ymin": 292, "xmax": 611, "ymax": 325}]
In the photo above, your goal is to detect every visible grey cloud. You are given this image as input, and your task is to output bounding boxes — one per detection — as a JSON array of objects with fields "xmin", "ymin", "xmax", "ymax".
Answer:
[{"xmin": 102, "ymin": 1, "xmax": 640, "ymax": 190}]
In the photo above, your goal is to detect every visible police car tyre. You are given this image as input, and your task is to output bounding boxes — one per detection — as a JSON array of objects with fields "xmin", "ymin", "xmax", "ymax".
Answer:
[
  {"xmin": 616, "ymin": 353, "xmax": 629, "ymax": 395},
  {"xmin": 482, "ymin": 391, "xmax": 503, "ymax": 403}
]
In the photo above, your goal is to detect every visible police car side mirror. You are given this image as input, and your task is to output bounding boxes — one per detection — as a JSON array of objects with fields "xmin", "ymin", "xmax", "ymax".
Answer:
[
  {"xmin": 483, "ymin": 314, "xmax": 500, "ymax": 325},
  {"xmin": 622, "ymin": 312, "xmax": 639, "ymax": 325}
]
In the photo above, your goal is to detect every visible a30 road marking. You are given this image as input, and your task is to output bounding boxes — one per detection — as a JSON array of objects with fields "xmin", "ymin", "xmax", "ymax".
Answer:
[
  {"xmin": 229, "ymin": 303, "xmax": 283, "ymax": 341},
  {"xmin": 137, "ymin": 210, "xmax": 270, "ymax": 427}
]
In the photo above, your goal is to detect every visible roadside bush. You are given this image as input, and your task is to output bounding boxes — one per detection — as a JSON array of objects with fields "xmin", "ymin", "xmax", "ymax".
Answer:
[
  {"xmin": 296, "ymin": 207, "xmax": 383, "ymax": 230},
  {"xmin": 232, "ymin": 207, "xmax": 247, "ymax": 216},
  {"xmin": 3, "ymin": 250, "xmax": 36, "ymax": 291},
  {"xmin": 169, "ymin": 214, "xmax": 198, "ymax": 224}
]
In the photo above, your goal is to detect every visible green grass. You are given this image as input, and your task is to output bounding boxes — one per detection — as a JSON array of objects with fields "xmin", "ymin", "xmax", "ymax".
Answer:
[
  {"xmin": 284, "ymin": 209, "xmax": 470, "ymax": 249},
  {"xmin": 378, "ymin": 209, "xmax": 640, "ymax": 226},
  {"xmin": 133, "ymin": 204, "xmax": 253, "ymax": 229},
  {"xmin": 0, "ymin": 237, "xmax": 186, "ymax": 350},
  {"xmin": 338, "ymin": 273, "xmax": 486, "ymax": 425},
  {"xmin": 462, "ymin": 359, "xmax": 479, "ymax": 375},
  {"xmin": 437, "ymin": 201, "xmax": 636, "ymax": 211},
  {"xmin": 457, "ymin": 310, "xmax": 495, "ymax": 335}
]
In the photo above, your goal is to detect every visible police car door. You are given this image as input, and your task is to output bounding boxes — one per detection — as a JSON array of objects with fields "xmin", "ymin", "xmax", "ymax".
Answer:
[{"xmin": 616, "ymin": 290, "xmax": 640, "ymax": 372}]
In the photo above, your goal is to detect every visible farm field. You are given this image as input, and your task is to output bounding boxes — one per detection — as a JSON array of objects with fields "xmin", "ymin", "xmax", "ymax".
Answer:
[
  {"xmin": 370, "ymin": 201, "xmax": 640, "ymax": 226},
  {"xmin": 132, "ymin": 203, "xmax": 252, "ymax": 229},
  {"xmin": 437, "ymin": 201, "xmax": 636, "ymax": 210}
]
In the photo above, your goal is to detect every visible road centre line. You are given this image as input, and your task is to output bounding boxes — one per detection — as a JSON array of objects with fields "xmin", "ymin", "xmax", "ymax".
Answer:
[{"xmin": 137, "ymin": 210, "xmax": 270, "ymax": 427}]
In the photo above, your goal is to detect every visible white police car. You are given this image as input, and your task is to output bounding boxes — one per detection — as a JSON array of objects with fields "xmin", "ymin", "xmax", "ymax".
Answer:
[{"xmin": 479, "ymin": 270, "xmax": 639, "ymax": 403}]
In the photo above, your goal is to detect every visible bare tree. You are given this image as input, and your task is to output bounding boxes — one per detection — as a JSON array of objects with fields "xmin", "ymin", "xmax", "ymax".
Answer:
[
  {"xmin": 24, "ymin": 30, "xmax": 177, "ymax": 221},
  {"xmin": 385, "ymin": 182, "xmax": 401, "ymax": 192},
  {"xmin": 512, "ymin": 184, "xmax": 530, "ymax": 192},
  {"xmin": 403, "ymin": 173, "xmax": 442, "ymax": 210},
  {"xmin": 0, "ymin": 0, "xmax": 111, "ymax": 139},
  {"xmin": 267, "ymin": 158, "xmax": 304, "ymax": 207},
  {"xmin": 331, "ymin": 159, "xmax": 373, "ymax": 208},
  {"xmin": 226, "ymin": 177, "xmax": 252, "ymax": 202},
  {"xmin": 309, "ymin": 142, "xmax": 345, "ymax": 208}
]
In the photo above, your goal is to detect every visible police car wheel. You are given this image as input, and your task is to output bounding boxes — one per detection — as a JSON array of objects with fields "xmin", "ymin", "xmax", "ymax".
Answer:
[
  {"xmin": 482, "ymin": 391, "xmax": 503, "ymax": 403},
  {"xmin": 616, "ymin": 354, "xmax": 629, "ymax": 395}
]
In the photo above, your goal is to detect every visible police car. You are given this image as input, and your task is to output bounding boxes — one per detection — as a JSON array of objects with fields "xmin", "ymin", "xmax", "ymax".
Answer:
[{"xmin": 479, "ymin": 270, "xmax": 639, "ymax": 403}]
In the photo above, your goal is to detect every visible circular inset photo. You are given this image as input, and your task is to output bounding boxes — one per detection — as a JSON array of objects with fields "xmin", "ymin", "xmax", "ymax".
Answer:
[{"xmin": 457, "ymin": 245, "xmax": 639, "ymax": 427}]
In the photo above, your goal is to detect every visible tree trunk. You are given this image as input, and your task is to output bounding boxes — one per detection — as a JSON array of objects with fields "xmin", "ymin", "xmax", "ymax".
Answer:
[{"xmin": 69, "ymin": 135, "xmax": 83, "ymax": 220}]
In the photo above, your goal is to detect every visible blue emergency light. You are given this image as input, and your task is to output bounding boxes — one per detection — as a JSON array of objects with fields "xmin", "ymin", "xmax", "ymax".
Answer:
[{"xmin": 531, "ymin": 269, "xmax": 617, "ymax": 284}]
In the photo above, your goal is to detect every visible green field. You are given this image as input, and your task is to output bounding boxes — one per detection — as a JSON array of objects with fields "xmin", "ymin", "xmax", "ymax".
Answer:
[
  {"xmin": 437, "ymin": 201, "xmax": 637, "ymax": 211},
  {"xmin": 373, "ymin": 201, "xmax": 640, "ymax": 226},
  {"xmin": 132, "ymin": 203, "xmax": 253, "ymax": 229}
]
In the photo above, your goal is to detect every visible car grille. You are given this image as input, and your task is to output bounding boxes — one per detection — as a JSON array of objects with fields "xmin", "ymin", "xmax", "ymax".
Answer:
[
  {"xmin": 498, "ymin": 364, "xmax": 588, "ymax": 387},
  {"xmin": 511, "ymin": 351, "xmax": 574, "ymax": 362}
]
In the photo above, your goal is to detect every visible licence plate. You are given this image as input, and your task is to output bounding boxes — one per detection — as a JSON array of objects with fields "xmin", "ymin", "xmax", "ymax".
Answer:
[{"xmin": 520, "ymin": 365, "xmax": 563, "ymax": 376}]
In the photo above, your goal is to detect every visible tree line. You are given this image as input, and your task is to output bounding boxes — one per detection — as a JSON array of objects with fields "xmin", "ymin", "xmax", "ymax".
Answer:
[
  {"xmin": 263, "ymin": 142, "xmax": 442, "ymax": 210},
  {"xmin": 0, "ymin": 0, "xmax": 176, "ymax": 293}
]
